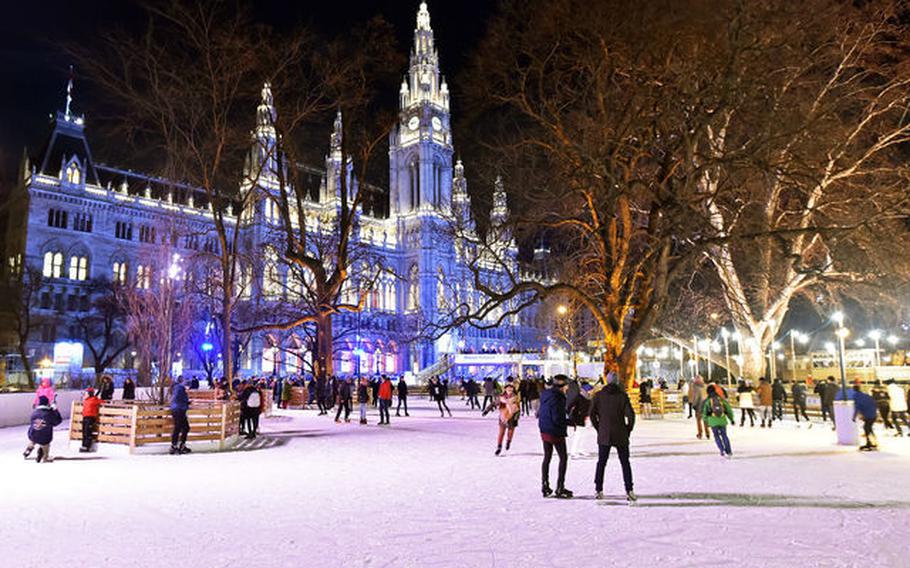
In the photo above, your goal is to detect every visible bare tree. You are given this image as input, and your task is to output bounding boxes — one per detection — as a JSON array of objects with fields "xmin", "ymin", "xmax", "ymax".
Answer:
[
  {"xmin": 75, "ymin": 278, "xmax": 130, "ymax": 383},
  {"xmin": 1, "ymin": 266, "xmax": 46, "ymax": 388}
]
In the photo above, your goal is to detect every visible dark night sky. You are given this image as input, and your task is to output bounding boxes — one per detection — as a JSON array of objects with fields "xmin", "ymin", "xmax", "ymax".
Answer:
[{"xmin": 0, "ymin": 0, "xmax": 494, "ymax": 184}]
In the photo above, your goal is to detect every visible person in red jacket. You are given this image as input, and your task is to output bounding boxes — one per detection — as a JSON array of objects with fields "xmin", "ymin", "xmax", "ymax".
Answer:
[
  {"xmin": 80, "ymin": 387, "xmax": 102, "ymax": 453},
  {"xmin": 378, "ymin": 376, "xmax": 393, "ymax": 425}
]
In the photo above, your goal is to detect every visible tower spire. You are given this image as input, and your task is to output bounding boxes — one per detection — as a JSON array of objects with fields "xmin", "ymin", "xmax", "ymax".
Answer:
[{"xmin": 64, "ymin": 65, "xmax": 74, "ymax": 121}]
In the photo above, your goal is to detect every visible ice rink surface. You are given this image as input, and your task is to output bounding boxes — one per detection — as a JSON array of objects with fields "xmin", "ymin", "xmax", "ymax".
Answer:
[{"xmin": 3, "ymin": 398, "xmax": 909, "ymax": 568}]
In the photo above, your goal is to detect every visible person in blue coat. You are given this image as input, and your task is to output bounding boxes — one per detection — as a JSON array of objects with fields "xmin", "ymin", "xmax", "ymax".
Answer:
[
  {"xmin": 170, "ymin": 377, "xmax": 191, "ymax": 455},
  {"xmin": 538, "ymin": 375, "xmax": 572, "ymax": 498},
  {"xmin": 24, "ymin": 396, "xmax": 63, "ymax": 463},
  {"xmin": 851, "ymin": 384, "xmax": 878, "ymax": 450}
]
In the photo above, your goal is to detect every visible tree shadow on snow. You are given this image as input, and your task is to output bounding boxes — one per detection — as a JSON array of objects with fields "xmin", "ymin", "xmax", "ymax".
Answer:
[
  {"xmin": 599, "ymin": 492, "xmax": 910, "ymax": 509},
  {"xmin": 226, "ymin": 436, "xmax": 289, "ymax": 452},
  {"xmin": 46, "ymin": 456, "xmax": 108, "ymax": 461}
]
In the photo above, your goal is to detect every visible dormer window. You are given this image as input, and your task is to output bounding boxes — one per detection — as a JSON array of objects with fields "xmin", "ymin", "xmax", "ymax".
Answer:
[{"xmin": 64, "ymin": 161, "xmax": 81, "ymax": 185}]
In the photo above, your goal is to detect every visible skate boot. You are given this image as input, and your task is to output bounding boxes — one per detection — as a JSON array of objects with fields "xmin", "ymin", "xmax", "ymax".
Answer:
[
  {"xmin": 505, "ymin": 440, "xmax": 511, "ymax": 451},
  {"xmin": 555, "ymin": 486, "xmax": 574, "ymax": 499},
  {"xmin": 542, "ymin": 482, "xmax": 553, "ymax": 498},
  {"xmin": 23, "ymin": 446, "xmax": 33, "ymax": 460},
  {"xmin": 626, "ymin": 490, "xmax": 638, "ymax": 503},
  {"xmin": 595, "ymin": 491, "xmax": 605, "ymax": 500},
  {"xmin": 169, "ymin": 445, "xmax": 179, "ymax": 455},
  {"xmin": 495, "ymin": 445, "xmax": 502, "ymax": 456},
  {"xmin": 35, "ymin": 447, "xmax": 45, "ymax": 463},
  {"xmin": 178, "ymin": 444, "xmax": 192, "ymax": 454}
]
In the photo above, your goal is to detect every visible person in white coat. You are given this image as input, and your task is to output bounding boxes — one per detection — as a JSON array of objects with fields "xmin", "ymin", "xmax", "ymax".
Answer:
[
  {"xmin": 886, "ymin": 380, "xmax": 909, "ymax": 436},
  {"xmin": 736, "ymin": 380, "xmax": 756, "ymax": 427}
]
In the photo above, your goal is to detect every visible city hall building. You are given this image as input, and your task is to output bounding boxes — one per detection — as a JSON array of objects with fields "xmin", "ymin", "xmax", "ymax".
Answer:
[{"xmin": 0, "ymin": 3, "xmax": 548, "ymax": 381}]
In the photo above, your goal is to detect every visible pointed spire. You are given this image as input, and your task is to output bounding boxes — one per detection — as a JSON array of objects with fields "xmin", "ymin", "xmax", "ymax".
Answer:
[
  {"xmin": 402, "ymin": 1, "xmax": 447, "ymax": 110},
  {"xmin": 330, "ymin": 110, "xmax": 343, "ymax": 156},
  {"xmin": 256, "ymin": 82, "xmax": 277, "ymax": 138},
  {"xmin": 491, "ymin": 175, "xmax": 508, "ymax": 223},
  {"xmin": 416, "ymin": 2, "xmax": 431, "ymax": 31}
]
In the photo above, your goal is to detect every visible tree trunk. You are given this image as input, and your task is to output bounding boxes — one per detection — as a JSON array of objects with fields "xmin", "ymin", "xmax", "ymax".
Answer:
[
  {"xmin": 737, "ymin": 331, "xmax": 767, "ymax": 380},
  {"xmin": 222, "ymin": 296, "xmax": 234, "ymax": 389},
  {"xmin": 18, "ymin": 343, "xmax": 34, "ymax": 389},
  {"xmin": 315, "ymin": 312, "xmax": 334, "ymax": 382}
]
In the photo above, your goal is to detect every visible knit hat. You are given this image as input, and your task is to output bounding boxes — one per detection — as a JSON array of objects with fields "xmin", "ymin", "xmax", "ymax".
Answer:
[
  {"xmin": 38, "ymin": 395, "xmax": 49, "ymax": 406},
  {"xmin": 85, "ymin": 387, "xmax": 95, "ymax": 396}
]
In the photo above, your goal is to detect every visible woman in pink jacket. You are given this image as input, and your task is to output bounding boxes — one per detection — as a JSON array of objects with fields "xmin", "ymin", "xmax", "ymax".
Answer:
[
  {"xmin": 484, "ymin": 382, "xmax": 521, "ymax": 456},
  {"xmin": 33, "ymin": 378, "xmax": 56, "ymax": 408}
]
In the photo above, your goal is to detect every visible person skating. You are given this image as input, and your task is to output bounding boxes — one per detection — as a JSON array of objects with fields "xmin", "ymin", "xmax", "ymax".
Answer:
[
  {"xmin": 590, "ymin": 372, "xmax": 637, "ymax": 503},
  {"xmin": 819, "ymin": 376, "xmax": 838, "ymax": 427},
  {"xmin": 737, "ymin": 380, "xmax": 756, "ymax": 427},
  {"xmin": 357, "ymin": 377, "xmax": 370, "ymax": 424},
  {"xmin": 791, "ymin": 379, "xmax": 811, "ymax": 425},
  {"xmin": 430, "ymin": 377, "xmax": 452, "ymax": 417},
  {"xmin": 690, "ymin": 376, "xmax": 710, "ymax": 440},
  {"xmin": 378, "ymin": 376, "xmax": 393, "ymax": 425},
  {"xmin": 335, "ymin": 377, "xmax": 353, "ymax": 423},
  {"xmin": 24, "ymin": 396, "xmax": 63, "ymax": 463},
  {"xmin": 240, "ymin": 382, "xmax": 263, "ymax": 439},
  {"xmin": 771, "ymin": 378, "xmax": 787, "ymax": 421},
  {"xmin": 527, "ymin": 378, "xmax": 541, "ymax": 416},
  {"xmin": 538, "ymin": 375, "xmax": 572, "ymax": 499},
  {"xmin": 396, "ymin": 376, "xmax": 409, "ymax": 416},
  {"xmin": 482, "ymin": 377, "xmax": 495, "ymax": 410},
  {"xmin": 639, "ymin": 379, "xmax": 653, "ymax": 420},
  {"xmin": 488, "ymin": 382, "xmax": 520, "ymax": 455},
  {"xmin": 757, "ymin": 378, "xmax": 773, "ymax": 428},
  {"xmin": 316, "ymin": 376, "xmax": 328, "ymax": 415},
  {"xmin": 170, "ymin": 377, "xmax": 191, "ymax": 454},
  {"xmin": 79, "ymin": 387, "xmax": 101, "ymax": 453},
  {"xmin": 871, "ymin": 380, "xmax": 892, "ymax": 431},
  {"xmin": 852, "ymin": 383, "xmax": 878, "ymax": 451},
  {"xmin": 466, "ymin": 378, "xmax": 481, "ymax": 410},
  {"xmin": 122, "ymin": 377, "xmax": 136, "ymax": 401},
  {"xmin": 280, "ymin": 379, "xmax": 293, "ymax": 409},
  {"xmin": 886, "ymin": 380, "xmax": 909, "ymax": 436},
  {"xmin": 704, "ymin": 384, "xmax": 735, "ymax": 458}
]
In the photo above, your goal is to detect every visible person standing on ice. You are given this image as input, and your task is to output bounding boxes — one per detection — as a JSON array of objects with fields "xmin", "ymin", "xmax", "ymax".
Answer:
[
  {"xmin": 357, "ymin": 377, "xmax": 370, "ymax": 425},
  {"xmin": 852, "ymin": 383, "xmax": 879, "ymax": 451},
  {"xmin": 487, "ymin": 382, "xmax": 520, "ymax": 455},
  {"xmin": 482, "ymin": 377, "xmax": 495, "ymax": 411},
  {"xmin": 23, "ymin": 395, "xmax": 63, "ymax": 463},
  {"xmin": 703, "ymin": 384, "xmax": 735, "ymax": 458},
  {"xmin": 430, "ymin": 377, "xmax": 452, "ymax": 418},
  {"xmin": 756, "ymin": 378, "xmax": 773, "ymax": 428},
  {"xmin": 886, "ymin": 379, "xmax": 909, "ymax": 436},
  {"xmin": 396, "ymin": 376, "xmax": 410, "ymax": 417},
  {"xmin": 736, "ymin": 380, "xmax": 756, "ymax": 427},
  {"xmin": 791, "ymin": 379, "xmax": 811, "ymax": 425},
  {"xmin": 79, "ymin": 387, "xmax": 101, "ymax": 453},
  {"xmin": 771, "ymin": 378, "xmax": 787, "ymax": 421},
  {"xmin": 122, "ymin": 377, "xmax": 136, "ymax": 401},
  {"xmin": 170, "ymin": 377, "xmax": 191, "ymax": 454},
  {"xmin": 335, "ymin": 377, "xmax": 353, "ymax": 423},
  {"xmin": 819, "ymin": 376, "xmax": 837, "ymax": 426},
  {"xmin": 690, "ymin": 376, "xmax": 709, "ymax": 440},
  {"xmin": 378, "ymin": 376, "xmax": 393, "ymax": 425},
  {"xmin": 590, "ymin": 372, "xmax": 637, "ymax": 502},
  {"xmin": 870, "ymin": 380, "xmax": 892, "ymax": 431},
  {"xmin": 538, "ymin": 375, "xmax": 572, "ymax": 499}
]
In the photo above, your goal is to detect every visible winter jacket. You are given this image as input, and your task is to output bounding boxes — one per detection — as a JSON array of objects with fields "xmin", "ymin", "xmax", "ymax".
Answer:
[
  {"xmin": 379, "ymin": 380, "xmax": 393, "ymax": 401},
  {"xmin": 122, "ymin": 380, "xmax": 136, "ymax": 400},
  {"xmin": 28, "ymin": 405, "xmax": 63, "ymax": 445},
  {"xmin": 737, "ymin": 385, "xmax": 755, "ymax": 409},
  {"xmin": 99, "ymin": 381, "xmax": 115, "ymax": 401},
  {"xmin": 821, "ymin": 382, "xmax": 838, "ymax": 406},
  {"xmin": 689, "ymin": 382, "xmax": 708, "ymax": 409},
  {"xmin": 589, "ymin": 383, "xmax": 635, "ymax": 447},
  {"xmin": 538, "ymin": 388, "xmax": 568, "ymax": 438},
  {"xmin": 82, "ymin": 395, "xmax": 102, "ymax": 418},
  {"xmin": 792, "ymin": 383, "xmax": 807, "ymax": 405},
  {"xmin": 281, "ymin": 384, "xmax": 293, "ymax": 403},
  {"xmin": 33, "ymin": 379, "xmax": 56, "ymax": 407},
  {"xmin": 357, "ymin": 384, "xmax": 370, "ymax": 404},
  {"xmin": 565, "ymin": 381, "xmax": 581, "ymax": 415},
  {"xmin": 871, "ymin": 386, "xmax": 890, "ymax": 408},
  {"xmin": 397, "ymin": 379, "xmax": 409, "ymax": 397},
  {"xmin": 240, "ymin": 386, "xmax": 263, "ymax": 412},
  {"xmin": 337, "ymin": 381, "xmax": 352, "ymax": 402},
  {"xmin": 703, "ymin": 394, "xmax": 735, "ymax": 428},
  {"xmin": 639, "ymin": 381, "xmax": 653, "ymax": 404},
  {"xmin": 431, "ymin": 381, "xmax": 448, "ymax": 402},
  {"xmin": 756, "ymin": 383, "xmax": 773, "ymax": 406},
  {"xmin": 771, "ymin": 381, "xmax": 787, "ymax": 402},
  {"xmin": 853, "ymin": 390, "xmax": 877, "ymax": 421},
  {"xmin": 526, "ymin": 380, "xmax": 540, "ymax": 401},
  {"xmin": 170, "ymin": 383, "xmax": 189, "ymax": 412},
  {"xmin": 483, "ymin": 379, "xmax": 495, "ymax": 396},
  {"xmin": 497, "ymin": 392, "xmax": 520, "ymax": 425},
  {"xmin": 568, "ymin": 393, "xmax": 590, "ymax": 427},
  {"xmin": 888, "ymin": 384, "xmax": 908, "ymax": 412}
]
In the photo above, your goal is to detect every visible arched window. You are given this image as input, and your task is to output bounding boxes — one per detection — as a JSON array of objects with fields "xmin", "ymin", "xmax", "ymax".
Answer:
[
  {"xmin": 65, "ymin": 162, "xmax": 81, "ymax": 185},
  {"xmin": 43, "ymin": 251, "xmax": 63, "ymax": 278},
  {"xmin": 409, "ymin": 159, "xmax": 420, "ymax": 211},
  {"xmin": 263, "ymin": 248, "xmax": 281, "ymax": 300},
  {"xmin": 69, "ymin": 255, "xmax": 89, "ymax": 281},
  {"xmin": 112, "ymin": 261, "xmax": 127, "ymax": 285},
  {"xmin": 136, "ymin": 265, "xmax": 151, "ymax": 289},
  {"xmin": 436, "ymin": 266, "xmax": 446, "ymax": 311},
  {"xmin": 407, "ymin": 264, "xmax": 419, "ymax": 312}
]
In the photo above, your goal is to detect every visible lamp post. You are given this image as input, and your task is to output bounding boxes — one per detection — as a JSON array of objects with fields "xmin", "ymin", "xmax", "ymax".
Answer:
[
  {"xmin": 868, "ymin": 330, "xmax": 882, "ymax": 369},
  {"xmin": 692, "ymin": 335, "xmax": 700, "ymax": 378},
  {"xmin": 165, "ymin": 253, "xmax": 181, "ymax": 385},
  {"xmin": 721, "ymin": 328, "xmax": 732, "ymax": 386}
]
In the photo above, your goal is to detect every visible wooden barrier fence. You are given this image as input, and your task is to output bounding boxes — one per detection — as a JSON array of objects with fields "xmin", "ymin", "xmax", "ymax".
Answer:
[
  {"xmin": 70, "ymin": 400, "xmax": 241, "ymax": 453},
  {"xmin": 186, "ymin": 388, "xmax": 273, "ymax": 416}
]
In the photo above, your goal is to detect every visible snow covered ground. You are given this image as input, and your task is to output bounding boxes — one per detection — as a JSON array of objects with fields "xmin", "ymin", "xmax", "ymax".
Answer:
[{"xmin": 2, "ymin": 398, "xmax": 909, "ymax": 568}]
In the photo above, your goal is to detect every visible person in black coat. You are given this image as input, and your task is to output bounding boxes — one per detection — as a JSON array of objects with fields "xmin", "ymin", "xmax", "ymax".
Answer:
[
  {"xmin": 771, "ymin": 378, "xmax": 786, "ymax": 421},
  {"xmin": 430, "ymin": 377, "xmax": 452, "ymax": 417},
  {"xmin": 24, "ymin": 396, "xmax": 63, "ymax": 463},
  {"xmin": 335, "ymin": 377, "xmax": 353, "ymax": 423},
  {"xmin": 396, "ymin": 377, "xmax": 410, "ymax": 417},
  {"xmin": 590, "ymin": 373, "xmax": 636, "ymax": 502},
  {"xmin": 98, "ymin": 375, "xmax": 115, "ymax": 401},
  {"xmin": 538, "ymin": 375, "xmax": 572, "ymax": 498},
  {"xmin": 122, "ymin": 377, "xmax": 136, "ymax": 401}
]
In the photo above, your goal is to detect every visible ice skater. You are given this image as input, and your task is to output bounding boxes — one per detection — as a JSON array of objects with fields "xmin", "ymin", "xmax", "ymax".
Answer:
[
  {"xmin": 638, "ymin": 379, "xmax": 653, "ymax": 419},
  {"xmin": 80, "ymin": 387, "xmax": 101, "ymax": 453},
  {"xmin": 335, "ymin": 377, "xmax": 353, "ymax": 423},
  {"xmin": 852, "ymin": 383, "xmax": 878, "ymax": 451},
  {"xmin": 590, "ymin": 372, "xmax": 636, "ymax": 502},
  {"xmin": 430, "ymin": 377, "xmax": 452, "ymax": 417},
  {"xmin": 482, "ymin": 377, "xmax": 495, "ymax": 411},
  {"xmin": 396, "ymin": 376, "xmax": 410, "ymax": 417},
  {"xmin": 358, "ymin": 377, "xmax": 370, "ymax": 424},
  {"xmin": 23, "ymin": 396, "xmax": 63, "ymax": 463},
  {"xmin": 486, "ymin": 382, "xmax": 520, "ymax": 455},
  {"xmin": 690, "ymin": 376, "xmax": 709, "ymax": 440},
  {"xmin": 170, "ymin": 377, "xmax": 191, "ymax": 454},
  {"xmin": 756, "ymin": 378, "xmax": 773, "ymax": 428},
  {"xmin": 886, "ymin": 379, "xmax": 909, "ymax": 436},
  {"xmin": 737, "ymin": 380, "xmax": 756, "ymax": 427},
  {"xmin": 791, "ymin": 379, "xmax": 811, "ymax": 425},
  {"xmin": 378, "ymin": 376, "xmax": 393, "ymax": 425},
  {"xmin": 538, "ymin": 375, "xmax": 572, "ymax": 498},
  {"xmin": 704, "ymin": 384, "xmax": 734, "ymax": 458},
  {"xmin": 772, "ymin": 378, "xmax": 787, "ymax": 421}
]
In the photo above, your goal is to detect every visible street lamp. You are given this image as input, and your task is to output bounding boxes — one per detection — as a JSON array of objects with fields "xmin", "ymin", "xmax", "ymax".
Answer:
[
  {"xmin": 556, "ymin": 304, "xmax": 568, "ymax": 316},
  {"xmin": 868, "ymin": 330, "xmax": 882, "ymax": 368},
  {"xmin": 164, "ymin": 253, "xmax": 182, "ymax": 384}
]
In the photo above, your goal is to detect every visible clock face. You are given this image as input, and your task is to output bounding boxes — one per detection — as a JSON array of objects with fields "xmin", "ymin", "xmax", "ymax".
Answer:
[
  {"xmin": 432, "ymin": 116, "xmax": 442, "ymax": 130},
  {"xmin": 408, "ymin": 116, "xmax": 420, "ymax": 130}
]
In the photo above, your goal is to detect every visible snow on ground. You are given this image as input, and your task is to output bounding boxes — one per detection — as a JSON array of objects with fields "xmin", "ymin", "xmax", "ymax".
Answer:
[{"xmin": 2, "ymin": 398, "xmax": 909, "ymax": 568}]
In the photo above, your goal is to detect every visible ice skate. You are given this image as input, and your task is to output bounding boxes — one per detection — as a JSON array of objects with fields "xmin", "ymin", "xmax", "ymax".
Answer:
[
  {"xmin": 23, "ymin": 447, "xmax": 32, "ymax": 460},
  {"xmin": 178, "ymin": 444, "xmax": 192, "ymax": 454},
  {"xmin": 505, "ymin": 440, "xmax": 511, "ymax": 451},
  {"xmin": 555, "ymin": 487, "xmax": 574, "ymax": 499},
  {"xmin": 169, "ymin": 445, "xmax": 179, "ymax": 455},
  {"xmin": 542, "ymin": 483, "xmax": 553, "ymax": 498},
  {"xmin": 494, "ymin": 445, "xmax": 502, "ymax": 456},
  {"xmin": 626, "ymin": 491, "xmax": 638, "ymax": 503},
  {"xmin": 595, "ymin": 491, "xmax": 604, "ymax": 500},
  {"xmin": 35, "ymin": 447, "xmax": 44, "ymax": 463}
]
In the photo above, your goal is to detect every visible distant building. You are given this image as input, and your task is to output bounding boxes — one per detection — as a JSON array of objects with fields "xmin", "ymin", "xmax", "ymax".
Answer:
[{"xmin": 0, "ymin": 3, "xmax": 546, "ymax": 380}]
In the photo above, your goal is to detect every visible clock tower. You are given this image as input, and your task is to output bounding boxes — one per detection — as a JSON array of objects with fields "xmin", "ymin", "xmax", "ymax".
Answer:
[{"xmin": 389, "ymin": 1, "xmax": 453, "ymax": 216}]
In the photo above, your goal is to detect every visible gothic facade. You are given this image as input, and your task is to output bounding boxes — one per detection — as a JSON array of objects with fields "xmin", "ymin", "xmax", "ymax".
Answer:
[{"xmin": 1, "ymin": 3, "xmax": 547, "ymax": 379}]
